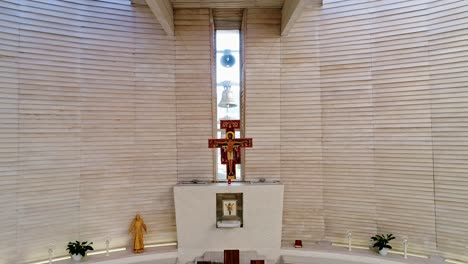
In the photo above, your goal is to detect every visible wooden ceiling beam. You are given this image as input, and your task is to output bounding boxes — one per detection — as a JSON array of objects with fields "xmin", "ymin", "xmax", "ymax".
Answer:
[
  {"xmin": 145, "ymin": 0, "xmax": 174, "ymax": 36},
  {"xmin": 281, "ymin": 0, "xmax": 319, "ymax": 36}
]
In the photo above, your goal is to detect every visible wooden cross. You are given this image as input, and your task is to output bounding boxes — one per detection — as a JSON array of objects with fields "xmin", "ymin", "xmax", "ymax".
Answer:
[{"xmin": 208, "ymin": 120, "xmax": 253, "ymax": 180}]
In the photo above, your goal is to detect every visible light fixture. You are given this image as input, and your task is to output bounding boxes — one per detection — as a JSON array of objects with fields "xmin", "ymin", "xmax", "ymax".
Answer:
[
  {"xmin": 87, "ymin": 247, "xmax": 126, "ymax": 256},
  {"xmin": 144, "ymin": 242, "xmax": 178, "ymax": 248},
  {"xmin": 220, "ymin": 49, "xmax": 236, "ymax": 68}
]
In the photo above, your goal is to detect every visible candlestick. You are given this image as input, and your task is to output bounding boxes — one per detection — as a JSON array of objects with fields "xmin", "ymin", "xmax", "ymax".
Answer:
[
  {"xmin": 47, "ymin": 242, "xmax": 55, "ymax": 264},
  {"xmin": 48, "ymin": 248, "xmax": 53, "ymax": 264},
  {"xmin": 105, "ymin": 236, "xmax": 111, "ymax": 256},
  {"xmin": 347, "ymin": 231, "xmax": 352, "ymax": 251},
  {"xmin": 403, "ymin": 238, "xmax": 408, "ymax": 259}
]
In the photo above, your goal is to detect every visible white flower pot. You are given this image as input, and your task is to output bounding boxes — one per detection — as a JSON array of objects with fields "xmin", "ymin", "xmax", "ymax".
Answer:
[
  {"xmin": 71, "ymin": 254, "xmax": 82, "ymax": 261},
  {"xmin": 379, "ymin": 248, "xmax": 389, "ymax": 256}
]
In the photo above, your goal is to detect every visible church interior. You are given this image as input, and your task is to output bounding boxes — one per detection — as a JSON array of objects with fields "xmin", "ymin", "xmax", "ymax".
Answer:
[{"xmin": 1, "ymin": 0, "xmax": 468, "ymax": 263}]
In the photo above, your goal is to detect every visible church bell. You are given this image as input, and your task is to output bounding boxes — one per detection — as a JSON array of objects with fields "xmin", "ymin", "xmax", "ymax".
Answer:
[{"xmin": 218, "ymin": 81, "xmax": 238, "ymax": 108}]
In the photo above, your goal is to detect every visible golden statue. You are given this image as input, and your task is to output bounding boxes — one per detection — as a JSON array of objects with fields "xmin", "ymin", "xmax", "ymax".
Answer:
[
  {"xmin": 226, "ymin": 202, "xmax": 234, "ymax": 215},
  {"xmin": 128, "ymin": 214, "xmax": 147, "ymax": 253}
]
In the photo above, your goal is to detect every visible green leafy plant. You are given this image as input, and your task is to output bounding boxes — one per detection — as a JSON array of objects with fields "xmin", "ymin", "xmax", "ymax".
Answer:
[
  {"xmin": 67, "ymin": 241, "xmax": 94, "ymax": 256},
  {"xmin": 371, "ymin": 234, "xmax": 395, "ymax": 251}
]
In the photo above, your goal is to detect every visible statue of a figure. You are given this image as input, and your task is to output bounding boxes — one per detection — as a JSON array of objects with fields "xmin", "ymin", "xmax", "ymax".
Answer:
[
  {"xmin": 226, "ymin": 202, "xmax": 234, "ymax": 215},
  {"xmin": 128, "ymin": 214, "xmax": 147, "ymax": 253}
]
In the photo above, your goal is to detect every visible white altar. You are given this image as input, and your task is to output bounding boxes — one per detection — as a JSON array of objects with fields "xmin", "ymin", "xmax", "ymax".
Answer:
[{"xmin": 174, "ymin": 182, "xmax": 284, "ymax": 264}]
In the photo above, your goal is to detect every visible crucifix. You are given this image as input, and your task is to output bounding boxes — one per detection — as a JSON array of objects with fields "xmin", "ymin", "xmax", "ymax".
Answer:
[{"xmin": 208, "ymin": 120, "xmax": 253, "ymax": 180}]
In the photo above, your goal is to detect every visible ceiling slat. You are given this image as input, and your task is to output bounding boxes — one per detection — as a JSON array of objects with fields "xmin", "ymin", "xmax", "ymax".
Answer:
[{"xmin": 170, "ymin": 0, "xmax": 284, "ymax": 8}]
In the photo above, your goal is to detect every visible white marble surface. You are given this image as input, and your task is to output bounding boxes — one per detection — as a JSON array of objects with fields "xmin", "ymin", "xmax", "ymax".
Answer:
[
  {"xmin": 174, "ymin": 183, "xmax": 284, "ymax": 264},
  {"xmin": 217, "ymin": 220, "xmax": 242, "ymax": 228}
]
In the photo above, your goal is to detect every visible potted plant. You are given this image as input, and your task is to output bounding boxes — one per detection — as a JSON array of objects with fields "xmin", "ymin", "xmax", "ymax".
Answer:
[
  {"xmin": 371, "ymin": 234, "xmax": 395, "ymax": 256},
  {"xmin": 67, "ymin": 241, "xmax": 94, "ymax": 261}
]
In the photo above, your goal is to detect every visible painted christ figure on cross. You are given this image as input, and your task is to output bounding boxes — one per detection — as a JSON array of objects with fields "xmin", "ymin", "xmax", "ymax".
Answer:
[{"xmin": 208, "ymin": 120, "xmax": 253, "ymax": 180}]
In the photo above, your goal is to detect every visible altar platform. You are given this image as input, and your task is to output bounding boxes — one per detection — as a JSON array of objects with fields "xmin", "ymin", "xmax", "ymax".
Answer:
[
  {"xmin": 174, "ymin": 181, "xmax": 284, "ymax": 264},
  {"xmin": 44, "ymin": 245, "xmax": 177, "ymax": 264}
]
